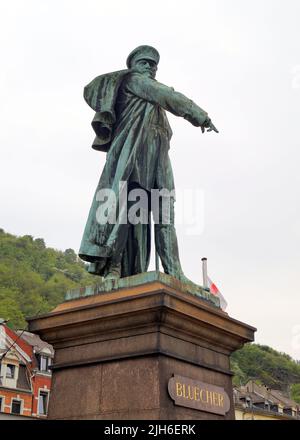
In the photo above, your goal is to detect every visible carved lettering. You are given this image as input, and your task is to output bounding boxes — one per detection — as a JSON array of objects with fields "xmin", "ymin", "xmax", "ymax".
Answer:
[{"xmin": 168, "ymin": 375, "xmax": 230, "ymax": 416}]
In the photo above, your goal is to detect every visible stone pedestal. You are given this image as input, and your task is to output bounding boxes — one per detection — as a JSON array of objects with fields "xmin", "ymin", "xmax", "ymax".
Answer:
[{"xmin": 28, "ymin": 272, "xmax": 255, "ymax": 420}]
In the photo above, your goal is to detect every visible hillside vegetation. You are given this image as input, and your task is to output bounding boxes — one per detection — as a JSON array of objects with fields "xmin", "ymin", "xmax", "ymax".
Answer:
[
  {"xmin": 231, "ymin": 343, "xmax": 300, "ymax": 403},
  {"xmin": 0, "ymin": 229, "xmax": 97, "ymax": 328}
]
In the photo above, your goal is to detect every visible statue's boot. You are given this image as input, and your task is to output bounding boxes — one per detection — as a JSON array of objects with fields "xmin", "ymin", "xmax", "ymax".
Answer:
[
  {"xmin": 104, "ymin": 262, "xmax": 121, "ymax": 281},
  {"xmin": 87, "ymin": 260, "xmax": 105, "ymax": 275},
  {"xmin": 87, "ymin": 260, "xmax": 121, "ymax": 281},
  {"xmin": 154, "ymin": 224, "xmax": 193, "ymax": 284}
]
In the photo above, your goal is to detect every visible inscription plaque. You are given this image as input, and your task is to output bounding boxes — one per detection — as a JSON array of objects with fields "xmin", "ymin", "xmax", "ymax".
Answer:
[{"xmin": 168, "ymin": 375, "xmax": 230, "ymax": 415}]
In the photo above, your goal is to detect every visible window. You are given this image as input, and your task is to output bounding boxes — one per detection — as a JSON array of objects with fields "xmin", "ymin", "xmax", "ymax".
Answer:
[
  {"xmin": 245, "ymin": 397, "xmax": 252, "ymax": 408},
  {"xmin": 0, "ymin": 396, "xmax": 3, "ymax": 412},
  {"xmin": 11, "ymin": 399, "xmax": 21, "ymax": 415},
  {"xmin": 38, "ymin": 391, "xmax": 49, "ymax": 415},
  {"xmin": 6, "ymin": 364, "xmax": 15, "ymax": 379},
  {"xmin": 39, "ymin": 355, "xmax": 51, "ymax": 372}
]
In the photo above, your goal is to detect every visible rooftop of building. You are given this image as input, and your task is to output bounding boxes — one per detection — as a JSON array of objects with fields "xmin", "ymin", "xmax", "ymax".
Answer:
[
  {"xmin": 234, "ymin": 380, "xmax": 300, "ymax": 419},
  {"xmin": 16, "ymin": 330, "xmax": 54, "ymax": 356}
]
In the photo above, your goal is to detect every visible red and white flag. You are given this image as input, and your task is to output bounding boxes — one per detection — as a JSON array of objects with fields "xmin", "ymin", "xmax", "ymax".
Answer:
[{"xmin": 207, "ymin": 277, "xmax": 227, "ymax": 310}]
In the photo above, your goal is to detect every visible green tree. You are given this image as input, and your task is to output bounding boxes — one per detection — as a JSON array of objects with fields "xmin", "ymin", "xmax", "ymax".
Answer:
[
  {"xmin": 64, "ymin": 248, "xmax": 77, "ymax": 264},
  {"xmin": 291, "ymin": 383, "xmax": 300, "ymax": 403},
  {"xmin": 0, "ymin": 298, "xmax": 27, "ymax": 329}
]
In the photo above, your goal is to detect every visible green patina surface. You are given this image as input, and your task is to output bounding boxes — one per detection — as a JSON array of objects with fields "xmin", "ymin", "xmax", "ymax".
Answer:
[
  {"xmin": 78, "ymin": 45, "xmax": 218, "ymax": 295},
  {"xmin": 65, "ymin": 271, "xmax": 220, "ymax": 308}
]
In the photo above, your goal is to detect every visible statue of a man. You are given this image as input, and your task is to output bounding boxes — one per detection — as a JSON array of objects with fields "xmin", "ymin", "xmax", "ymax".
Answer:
[{"xmin": 79, "ymin": 45, "xmax": 218, "ymax": 281}]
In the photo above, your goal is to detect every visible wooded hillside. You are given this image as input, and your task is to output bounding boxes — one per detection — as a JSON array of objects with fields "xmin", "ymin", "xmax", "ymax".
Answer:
[
  {"xmin": 231, "ymin": 343, "xmax": 300, "ymax": 403},
  {"xmin": 0, "ymin": 229, "xmax": 97, "ymax": 329}
]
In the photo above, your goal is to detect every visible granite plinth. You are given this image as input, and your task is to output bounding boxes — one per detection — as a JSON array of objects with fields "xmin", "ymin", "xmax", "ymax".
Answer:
[{"xmin": 28, "ymin": 273, "xmax": 256, "ymax": 420}]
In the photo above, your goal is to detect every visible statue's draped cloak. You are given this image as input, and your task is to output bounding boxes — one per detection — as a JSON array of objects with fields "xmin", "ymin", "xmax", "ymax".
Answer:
[{"xmin": 79, "ymin": 70, "xmax": 174, "ymax": 277}]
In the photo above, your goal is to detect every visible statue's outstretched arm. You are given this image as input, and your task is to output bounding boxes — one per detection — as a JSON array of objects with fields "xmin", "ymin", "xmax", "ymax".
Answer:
[{"xmin": 126, "ymin": 73, "xmax": 218, "ymax": 133}]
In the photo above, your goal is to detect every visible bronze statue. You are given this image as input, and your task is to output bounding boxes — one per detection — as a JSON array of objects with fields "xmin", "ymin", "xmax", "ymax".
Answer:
[{"xmin": 79, "ymin": 45, "xmax": 218, "ymax": 281}]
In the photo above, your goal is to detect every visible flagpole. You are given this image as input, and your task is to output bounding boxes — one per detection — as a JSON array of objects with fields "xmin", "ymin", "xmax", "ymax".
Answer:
[{"xmin": 202, "ymin": 257, "xmax": 208, "ymax": 289}]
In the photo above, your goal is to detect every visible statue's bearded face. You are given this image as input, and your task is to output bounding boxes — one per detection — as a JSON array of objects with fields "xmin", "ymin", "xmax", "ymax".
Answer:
[{"xmin": 132, "ymin": 58, "xmax": 157, "ymax": 79}]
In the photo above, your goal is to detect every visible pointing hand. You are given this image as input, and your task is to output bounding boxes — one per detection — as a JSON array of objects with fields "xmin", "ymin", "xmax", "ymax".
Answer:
[{"xmin": 201, "ymin": 117, "xmax": 219, "ymax": 133}]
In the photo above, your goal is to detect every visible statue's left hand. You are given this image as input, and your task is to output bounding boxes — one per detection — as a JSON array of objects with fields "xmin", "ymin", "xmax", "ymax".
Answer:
[{"xmin": 201, "ymin": 117, "xmax": 219, "ymax": 133}]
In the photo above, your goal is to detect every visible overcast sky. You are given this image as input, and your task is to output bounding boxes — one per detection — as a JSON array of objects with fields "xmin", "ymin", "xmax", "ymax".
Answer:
[{"xmin": 1, "ymin": 0, "xmax": 300, "ymax": 359}]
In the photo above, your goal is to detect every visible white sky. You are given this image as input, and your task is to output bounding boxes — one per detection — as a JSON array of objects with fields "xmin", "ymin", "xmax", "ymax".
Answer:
[{"xmin": 0, "ymin": 0, "xmax": 300, "ymax": 359}]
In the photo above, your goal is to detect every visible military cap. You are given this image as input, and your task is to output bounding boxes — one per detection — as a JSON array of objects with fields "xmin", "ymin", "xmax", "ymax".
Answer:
[{"xmin": 126, "ymin": 45, "xmax": 160, "ymax": 68}]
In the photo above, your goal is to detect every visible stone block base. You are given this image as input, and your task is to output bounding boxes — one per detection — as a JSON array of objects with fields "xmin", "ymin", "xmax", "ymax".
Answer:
[{"xmin": 28, "ymin": 272, "xmax": 255, "ymax": 420}]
